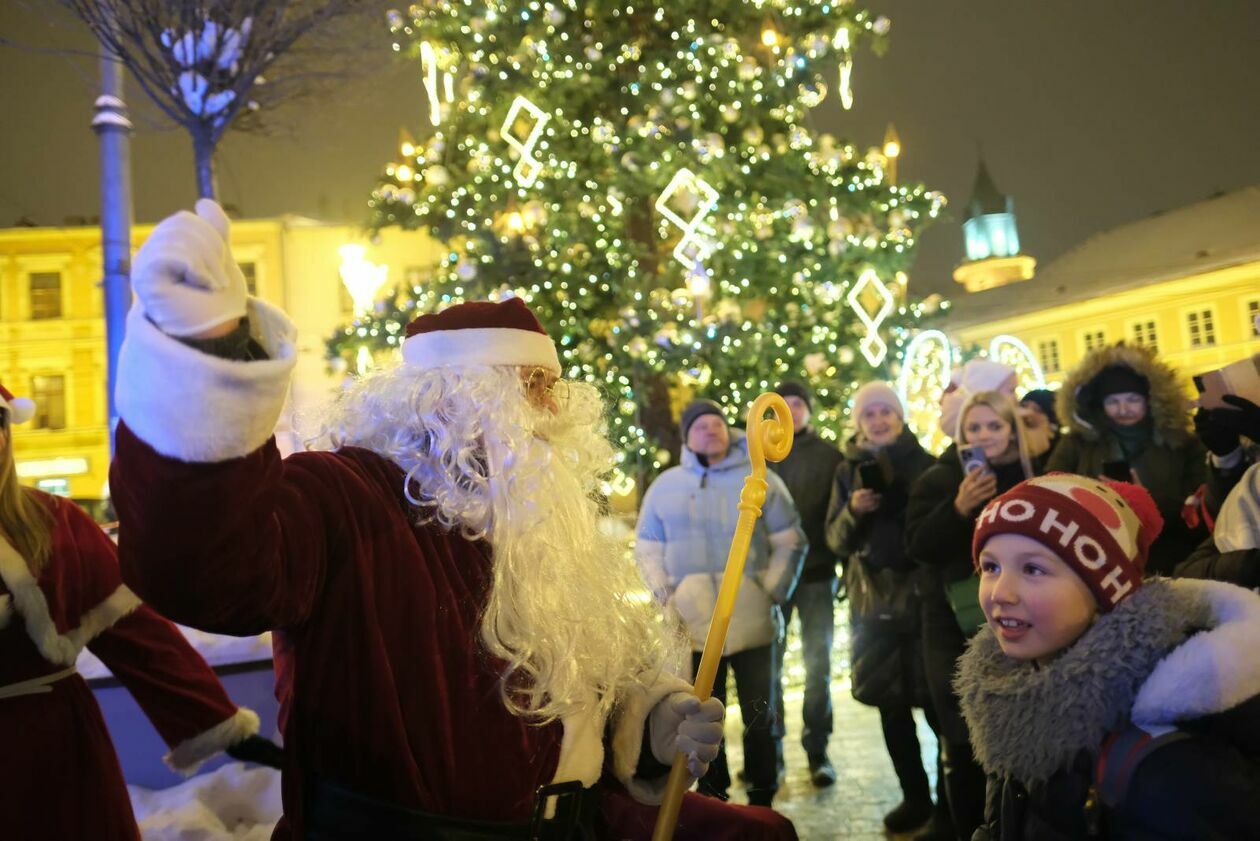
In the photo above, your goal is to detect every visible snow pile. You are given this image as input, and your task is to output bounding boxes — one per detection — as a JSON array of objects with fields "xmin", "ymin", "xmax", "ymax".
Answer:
[
  {"xmin": 80, "ymin": 627, "xmax": 272, "ymax": 680},
  {"xmin": 160, "ymin": 16, "xmax": 252, "ymax": 118},
  {"xmin": 130, "ymin": 762, "xmax": 281, "ymax": 841}
]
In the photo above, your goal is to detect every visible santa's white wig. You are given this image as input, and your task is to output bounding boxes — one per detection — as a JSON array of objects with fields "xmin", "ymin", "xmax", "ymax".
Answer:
[{"xmin": 314, "ymin": 363, "xmax": 681, "ymax": 721}]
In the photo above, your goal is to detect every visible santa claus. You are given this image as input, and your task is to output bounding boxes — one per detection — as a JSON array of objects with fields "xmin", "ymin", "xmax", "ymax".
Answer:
[{"xmin": 109, "ymin": 200, "xmax": 796, "ymax": 840}]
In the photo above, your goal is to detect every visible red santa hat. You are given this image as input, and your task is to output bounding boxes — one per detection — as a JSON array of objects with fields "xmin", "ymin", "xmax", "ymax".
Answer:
[
  {"xmin": 0, "ymin": 382, "xmax": 35, "ymax": 425},
  {"xmin": 400, "ymin": 297, "xmax": 561, "ymax": 375},
  {"xmin": 972, "ymin": 473, "xmax": 1164, "ymax": 610}
]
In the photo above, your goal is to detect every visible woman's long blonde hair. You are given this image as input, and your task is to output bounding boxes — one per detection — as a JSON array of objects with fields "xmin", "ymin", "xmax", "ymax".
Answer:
[
  {"xmin": 0, "ymin": 425, "xmax": 54, "ymax": 575},
  {"xmin": 956, "ymin": 389, "xmax": 1035, "ymax": 479}
]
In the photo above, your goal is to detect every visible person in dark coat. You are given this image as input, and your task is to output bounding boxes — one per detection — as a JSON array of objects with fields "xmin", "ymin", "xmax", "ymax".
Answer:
[
  {"xmin": 1176, "ymin": 463, "xmax": 1260, "ymax": 588},
  {"xmin": 906, "ymin": 390, "xmax": 1048, "ymax": 841},
  {"xmin": 825, "ymin": 381, "xmax": 938, "ymax": 834},
  {"xmin": 959, "ymin": 474, "xmax": 1260, "ymax": 840},
  {"xmin": 768, "ymin": 381, "xmax": 843, "ymax": 787},
  {"xmin": 1046, "ymin": 343, "xmax": 1206, "ymax": 576}
]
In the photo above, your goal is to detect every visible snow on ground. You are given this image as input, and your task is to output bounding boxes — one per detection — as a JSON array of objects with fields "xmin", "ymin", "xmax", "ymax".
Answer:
[{"xmin": 130, "ymin": 762, "xmax": 281, "ymax": 841}]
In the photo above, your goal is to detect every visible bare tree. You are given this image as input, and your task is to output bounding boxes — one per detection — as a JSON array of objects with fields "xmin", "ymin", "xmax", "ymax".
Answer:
[{"xmin": 65, "ymin": 0, "xmax": 373, "ymax": 199}]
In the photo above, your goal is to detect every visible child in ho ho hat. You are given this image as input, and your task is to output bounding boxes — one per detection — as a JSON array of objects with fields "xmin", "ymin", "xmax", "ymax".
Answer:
[{"xmin": 954, "ymin": 473, "xmax": 1260, "ymax": 840}]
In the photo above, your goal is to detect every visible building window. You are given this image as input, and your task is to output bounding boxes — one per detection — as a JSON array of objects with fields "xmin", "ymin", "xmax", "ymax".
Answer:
[
  {"xmin": 31, "ymin": 375, "xmax": 66, "ymax": 430},
  {"xmin": 35, "ymin": 478, "xmax": 70, "ymax": 497},
  {"xmin": 1128, "ymin": 318, "xmax": 1159, "ymax": 353},
  {"xmin": 1247, "ymin": 298, "xmax": 1260, "ymax": 337},
  {"xmin": 1037, "ymin": 339, "xmax": 1061, "ymax": 373},
  {"xmin": 1186, "ymin": 308, "xmax": 1217, "ymax": 348},
  {"xmin": 29, "ymin": 272, "xmax": 63, "ymax": 320},
  {"xmin": 1082, "ymin": 329, "xmax": 1107, "ymax": 353},
  {"xmin": 240, "ymin": 261, "xmax": 258, "ymax": 297}
]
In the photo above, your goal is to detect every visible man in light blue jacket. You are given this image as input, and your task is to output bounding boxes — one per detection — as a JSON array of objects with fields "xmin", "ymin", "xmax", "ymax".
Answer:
[{"xmin": 636, "ymin": 399, "xmax": 807, "ymax": 808}]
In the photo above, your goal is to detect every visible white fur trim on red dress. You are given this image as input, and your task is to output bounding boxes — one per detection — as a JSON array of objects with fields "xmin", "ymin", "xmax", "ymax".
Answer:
[
  {"xmin": 164, "ymin": 706, "xmax": 261, "ymax": 775},
  {"xmin": 401, "ymin": 326, "xmax": 561, "ymax": 375},
  {"xmin": 0, "ymin": 536, "xmax": 142, "ymax": 666},
  {"xmin": 116, "ymin": 297, "xmax": 297, "ymax": 463},
  {"xmin": 608, "ymin": 669, "xmax": 693, "ymax": 804}
]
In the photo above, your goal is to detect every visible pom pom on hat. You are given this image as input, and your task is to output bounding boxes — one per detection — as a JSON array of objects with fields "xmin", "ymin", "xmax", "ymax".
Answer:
[
  {"xmin": 0, "ymin": 382, "xmax": 35, "ymax": 425},
  {"xmin": 401, "ymin": 297, "xmax": 560, "ymax": 375},
  {"xmin": 972, "ymin": 473, "xmax": 1164, "ymax": 611}
]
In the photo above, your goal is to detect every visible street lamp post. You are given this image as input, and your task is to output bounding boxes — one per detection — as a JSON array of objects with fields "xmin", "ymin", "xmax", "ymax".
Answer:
[{"xmin": 883, "ymin": 123, "xmax": 901, "ymax": 186}]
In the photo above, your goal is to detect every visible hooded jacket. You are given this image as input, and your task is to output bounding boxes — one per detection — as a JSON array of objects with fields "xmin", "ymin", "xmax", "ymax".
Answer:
[
  {"xmin": 956, "ymin": 578, "xmax": 1260, "ymax": 840},
  {"xmin": 1047, "ymin": 344, "xmax": 1207, "ymax": 576},
  {"xmin": 635, "ymin": 429, "xmax": 807, "ymax": 654}
]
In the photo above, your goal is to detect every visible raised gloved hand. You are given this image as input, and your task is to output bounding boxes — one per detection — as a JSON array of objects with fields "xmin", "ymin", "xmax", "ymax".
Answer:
[
  {"xmin": 649, "ymin": 691, "xmax": 725, "ymax": 779},
  {"xmin": 1211, "ymin": 396, "xmax": 1260, "ymax": 443},
  {"xmin": 1195, "ymin": 406, "xmax": 1241, "ymax": 457},
  {"xmin": 131, "ymin": 199, "xmax": 247, "ymax": 337}
]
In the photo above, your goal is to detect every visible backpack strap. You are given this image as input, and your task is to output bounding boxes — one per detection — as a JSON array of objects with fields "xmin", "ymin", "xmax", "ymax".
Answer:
[{"xmin": 1094, "ymin": 723, "xmax": 1192, "ymax": 809}]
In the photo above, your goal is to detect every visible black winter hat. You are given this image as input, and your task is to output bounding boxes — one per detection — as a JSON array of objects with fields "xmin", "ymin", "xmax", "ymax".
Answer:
[
  {"xmin": 775, "ymin": 380, "xmax": 812, "ymax": 409},
  {"xmin": 1020, "ymin": 388, "xmax": 1059, "ymax": 427},
  {"xmin": 680, "ymin": 399, "xmax": 726, "ymax": 439},
  {"xmin": 1087, "ymin": 365, "xmax": 1150, "ymax": 408}
]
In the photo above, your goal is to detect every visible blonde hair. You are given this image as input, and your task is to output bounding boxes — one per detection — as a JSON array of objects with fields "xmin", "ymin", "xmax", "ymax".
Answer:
[
  {"xmin": 957, "ymin": 390, "xmax": 1035, "ymax": 479},
  {"xmin": 0, "ymin": 429, "xmax": 54, "ymax": 575}
]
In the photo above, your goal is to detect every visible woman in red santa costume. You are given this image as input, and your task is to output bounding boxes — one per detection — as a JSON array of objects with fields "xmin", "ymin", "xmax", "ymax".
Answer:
[
  {"xmin": 0, "ymin": 382, "xmax": 259, "ymax": 840},
  {"xmin": 109, "ymin": 199, "xmax": 796, "ymax": 840}
]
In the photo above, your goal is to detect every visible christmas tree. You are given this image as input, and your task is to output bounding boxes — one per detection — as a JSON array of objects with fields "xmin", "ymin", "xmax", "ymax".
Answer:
[{"xmin": 329, "ymin": 1, "xmax": 944, "ymax": 492}]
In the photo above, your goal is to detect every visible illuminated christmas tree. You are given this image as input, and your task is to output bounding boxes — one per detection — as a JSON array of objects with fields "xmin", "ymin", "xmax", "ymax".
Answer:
[{"xmin": 329, "ymin": 1, "xmax": 944, "ymax": 491}]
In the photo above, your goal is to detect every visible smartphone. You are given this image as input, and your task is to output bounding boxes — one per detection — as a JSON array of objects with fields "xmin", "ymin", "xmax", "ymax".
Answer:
[
  {"xmin": 959, "ymin": 446, "xmax": 990, "ymax": 476},
  {"xmin": 1101, "ymin": 459, "xmax": 1132, "ymax": 482},
  {"xmin": 857, "ymin": 462, "xmax": 886, "ymax": 493},
  {"xmin": 1193, "ymin": 352, "xmax": 1260, "ymax": 410}
]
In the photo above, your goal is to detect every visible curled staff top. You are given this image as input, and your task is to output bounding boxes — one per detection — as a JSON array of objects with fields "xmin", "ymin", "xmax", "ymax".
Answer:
[{"xmin": 745, "ymin": 392, "xmax": 794, "ymax": 472}]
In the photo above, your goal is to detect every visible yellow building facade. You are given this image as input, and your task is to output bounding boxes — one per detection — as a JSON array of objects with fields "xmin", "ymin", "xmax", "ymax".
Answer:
[
  {"xmin": 1, "ymin": 217, "xmax": 440, "ymax": 506},
  {"xmin": 941, "ymin": 186, "xmax": 1260, "ymax": 391}
]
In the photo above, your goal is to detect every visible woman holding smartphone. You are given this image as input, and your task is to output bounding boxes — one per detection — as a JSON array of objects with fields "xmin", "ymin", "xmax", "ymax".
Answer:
[
  {"xmin": 905, "ymin": 390, "xmax": 1047, "ymax": 840},
  {"xmin": 825, "ymin": 382, "xmax": 938, "ymax": 836},
  {"xmin": 1046, "ymin": 344, "xmax": 1205, "ymax": 576}
]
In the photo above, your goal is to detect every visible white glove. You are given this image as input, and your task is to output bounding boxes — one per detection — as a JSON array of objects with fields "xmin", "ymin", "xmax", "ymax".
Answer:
[
  {"xmin": 649, "ymin": 691, "xmax": 725, "ymax": 778},
  {"xmin": 131, "ymin": 199, "xmax": 247, "ymax": 337}
]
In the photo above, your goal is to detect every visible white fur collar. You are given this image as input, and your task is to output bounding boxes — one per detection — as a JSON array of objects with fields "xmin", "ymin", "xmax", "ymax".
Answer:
[
  {"xmin": 0, "ymin": 536, "xmax": 141, "ymax": 666},
  {"xmin": 1132, "ymin": 578, "xmax": 1260, "ymax": 726}
]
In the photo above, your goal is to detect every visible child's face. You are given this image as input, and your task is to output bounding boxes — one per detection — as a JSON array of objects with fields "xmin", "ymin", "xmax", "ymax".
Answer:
[{"xmin": 978, "ymin": 533, "xmax": 1098, "ymax": 662}]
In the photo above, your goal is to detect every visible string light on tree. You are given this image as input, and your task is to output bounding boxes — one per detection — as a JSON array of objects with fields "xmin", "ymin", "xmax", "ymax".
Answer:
[{"xmin": 989, "ymin": 334, "xmax": 1047, "ymax": 390}]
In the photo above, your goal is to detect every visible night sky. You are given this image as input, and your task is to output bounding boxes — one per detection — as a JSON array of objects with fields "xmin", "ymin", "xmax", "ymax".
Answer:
[{"xmin": 2, "ymin": 0, "xmax": 1259, "ymax": 297}]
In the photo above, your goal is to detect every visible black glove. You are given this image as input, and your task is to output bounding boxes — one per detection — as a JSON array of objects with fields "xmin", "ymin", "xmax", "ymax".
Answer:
[
  {"xmin": 225, "ymin": 734, "xmax": 285, "ymax": 769},
  {"xmin": 1212, "ymin": 395, "xmax": 1260, "ymax": 442},
  {"xmin": 1195, "ymin": 407, "xmax": 1240, "ymax": 456}
]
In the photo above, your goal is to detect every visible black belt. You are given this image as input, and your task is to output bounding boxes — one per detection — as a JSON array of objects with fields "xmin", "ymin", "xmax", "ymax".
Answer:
[{"xmin": 305, "ymin": 778, "xmax": 600, "ymax": 841}]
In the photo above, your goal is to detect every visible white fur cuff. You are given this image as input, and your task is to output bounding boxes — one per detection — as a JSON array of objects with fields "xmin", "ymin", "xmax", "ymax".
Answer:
[
  {"xmin": 610, "ymin": 669, "xmax": 693, "ymax": 804},
  {"xmin": 117, "ymin": 298, "xmax": 297, "ymax": 462},
  {"xmin": 165, "ymin": 706, "xmax": 260, "ymax": 775}
]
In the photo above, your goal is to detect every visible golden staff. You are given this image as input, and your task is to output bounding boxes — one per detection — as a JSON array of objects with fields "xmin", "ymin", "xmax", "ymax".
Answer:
[{"xmin": 651, "ymin": 392, "xmax": 795, "ymax": 841}]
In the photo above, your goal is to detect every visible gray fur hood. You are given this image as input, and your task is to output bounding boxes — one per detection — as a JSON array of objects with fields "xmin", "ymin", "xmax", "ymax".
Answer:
[{"xmin": 955, "ymin": 578, "xmax": 1260, "ymax": 785}]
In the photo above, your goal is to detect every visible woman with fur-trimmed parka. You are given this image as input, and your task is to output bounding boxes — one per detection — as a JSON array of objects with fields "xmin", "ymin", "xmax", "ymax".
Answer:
[
  {"xmin": 0, "ymin": 383, "xmax": 258, "ymax": 840},
  {"xmin": 1047, "ymin": 344, "xmax": 1206, "ymax": 576},
  {"xmin": 959, "ymin": 474, "xmax": 1260, "ymax": 840}
]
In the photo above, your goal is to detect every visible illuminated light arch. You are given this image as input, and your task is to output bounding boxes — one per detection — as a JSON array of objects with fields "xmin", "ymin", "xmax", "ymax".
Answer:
[{"xmin": 988, "ymin": 334, "xmax": 1046, "ymax": 390}]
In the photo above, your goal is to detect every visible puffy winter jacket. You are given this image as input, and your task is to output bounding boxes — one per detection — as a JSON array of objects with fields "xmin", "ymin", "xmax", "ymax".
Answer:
[
  {"xmin": 1047, "ymin": 344, "xmax": 1207, "ymax": 576},
  {"xmin": 635, "ymin": 430, "xmax": 807, "ymax": 653},
  {"xmin": 958, "ymin": 578, "xmax": 1260, "ymax": 840}
]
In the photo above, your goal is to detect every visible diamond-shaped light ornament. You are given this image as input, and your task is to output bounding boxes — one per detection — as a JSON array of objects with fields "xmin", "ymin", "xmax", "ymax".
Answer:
[
  {"xmin": 846, "ymin": 268, "xmax": 895, "ymax": 365},
  {"xmin": 501, "ymin": 95, "xmax": 550, "ymax": 188},
  {"xmin": 655, "ymin": 167, "xmax": 719, "ymax": 268}
]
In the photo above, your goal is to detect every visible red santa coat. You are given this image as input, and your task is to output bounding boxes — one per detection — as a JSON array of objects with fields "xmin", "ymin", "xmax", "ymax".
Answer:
[
  {"xmin": 0, "ymin": 492, "xmax": 257, "ymax": 841},
  {"xmin": 110, "ymin": 298, "xmax": 797, "ymax": 840}
]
